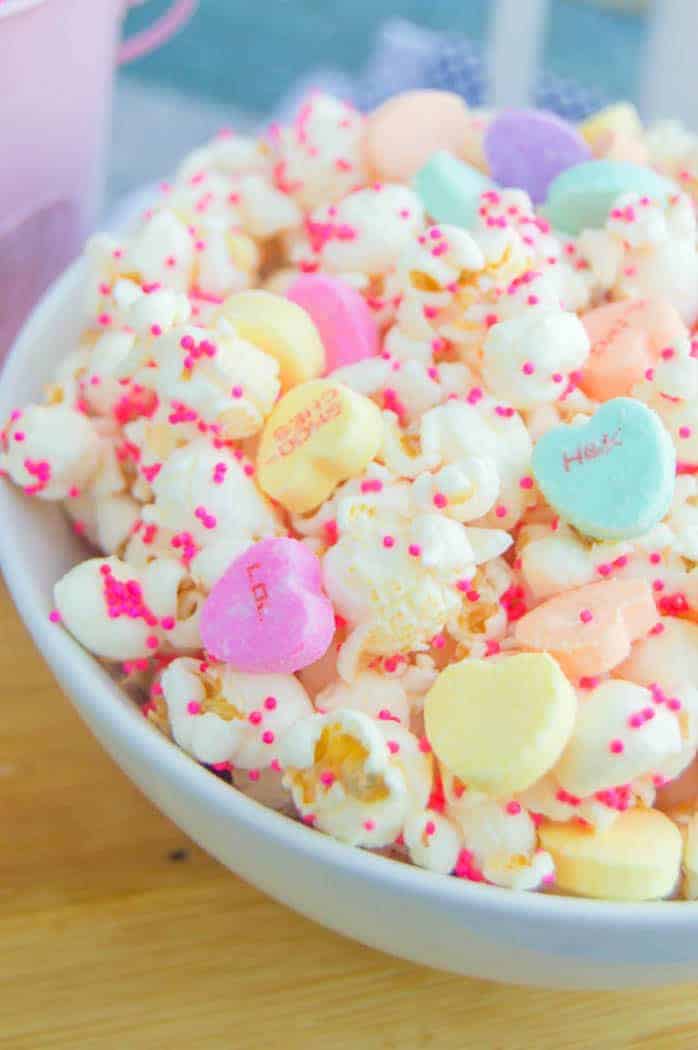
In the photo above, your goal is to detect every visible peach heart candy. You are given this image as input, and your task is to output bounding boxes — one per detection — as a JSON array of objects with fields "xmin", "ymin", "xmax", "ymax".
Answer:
[
  {"xmin": 514, "ymin": 578, "xmax": 657, "ymax": 679},
  {"xmin": 579, "ymin": 298, "xmax": 687, "ymax": 401},
  {"xmin": 200, "ymin": 537, "xmax": 335, "ymax": 674},
  {"xmin": 365, "ymin": 90, "xmax": 471, "ymax": 181},
  {"xmin": 286, "ymin": 274, "xmax": 379, "ymax": 372}
]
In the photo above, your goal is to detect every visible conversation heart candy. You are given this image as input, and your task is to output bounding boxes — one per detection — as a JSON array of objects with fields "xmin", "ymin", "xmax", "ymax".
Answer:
[
  {"xmin": 257, "ymin": 379, "xmax": 383, "ymax": 514},
  {"xmin": 424, "ymin": 653, "xmax": 576, "ymax": 795},
  {"xmin": 531, "ymin": 398, "xmax": 676, "ymax": 540},
  {"xmin": 483, "ymin": 109, "xmax": 591, "ymax": 204},
  {"xmin": 514, "ymin": 578, "xmax": 657, "ymax": 680},
  {"xmin": 579, "ymin": 298, "xmax": 687, "ymax": 401},
  {"xmin": 218, "ymin": 290, "xmax": 325, "ymax": 389},
  {"xmin": 413, "ymin": 150, "xmax": 490, "ymax": 229},
  {"xmin": 200, "ymin": 537, "xmax": 335, "ymax": 673},
  {"xmin": 578, "ymin": 103, "xmax": 643, "ymax": 149},
  {"xmin": 539, "ymin": 809, "xmax": 682, "ymax": 901},
  {"xmin": 365, "ymin": 90, "xmax": 471, "ymax": 181},
  {"xmin": 286, "ymin": 273, "xmax": 379, "ymax": 373},
  {"xmin": 545, "ymin": 160, "xmax": 676, "ymax": 235},
  {"xmin": 578, "ymin": 103, "xmax": 647, "ymax": 164}
]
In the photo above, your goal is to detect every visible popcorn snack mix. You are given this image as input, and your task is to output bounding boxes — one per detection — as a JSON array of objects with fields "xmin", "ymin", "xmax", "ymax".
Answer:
[{"xmin": 7, "ymin": 91, "xmax": 698, "ymax": 901}]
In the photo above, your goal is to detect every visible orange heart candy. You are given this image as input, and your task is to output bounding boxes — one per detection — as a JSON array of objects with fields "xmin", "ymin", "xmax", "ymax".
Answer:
[
  {"xmin": 579, "ymin": 298, "xmax": 686, "ymax": 401},
  {"xmin": 514, "ymin": 578, "xmax": 657, "ymax": 680}
]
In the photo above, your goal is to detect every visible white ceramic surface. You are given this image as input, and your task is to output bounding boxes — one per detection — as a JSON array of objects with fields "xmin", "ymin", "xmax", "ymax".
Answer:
[{"xmin": 3, "ymin": 262, "xmax": 698, "ymax": 990}]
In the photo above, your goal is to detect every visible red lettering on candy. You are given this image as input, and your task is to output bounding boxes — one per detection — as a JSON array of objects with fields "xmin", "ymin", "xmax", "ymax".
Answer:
[{"xmin": 562, "ymin": 428, "xmax": 622, "ymax": 472}]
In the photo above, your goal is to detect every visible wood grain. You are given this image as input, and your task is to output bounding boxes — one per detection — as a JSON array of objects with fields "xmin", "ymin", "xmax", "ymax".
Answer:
[{"xmin": 2, "ymin": 576, "xmax": 698, "ymax": 1049}]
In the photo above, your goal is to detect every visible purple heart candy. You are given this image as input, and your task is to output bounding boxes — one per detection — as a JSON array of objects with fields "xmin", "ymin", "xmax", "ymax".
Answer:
[
  {"xmin": 484, "ymin": 108, "xmax": 591, "ymax": 204},
  {"xmin": 200, "ymin": 537, "xmax": 335, "ymax": 674}
]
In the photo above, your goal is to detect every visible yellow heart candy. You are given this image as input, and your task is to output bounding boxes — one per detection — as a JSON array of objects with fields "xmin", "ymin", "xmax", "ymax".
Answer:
[
  {"xmin": 539, "ymin": 809, "xmax": 682, "ymax": 901},
  {"xmin": 578, "ymin": 103, "xmax": 643, "ymax": 150},
  {"xmin": 218, "ymin": 290, "xmax": 325, "ymax": 390},
  {"xmin": 424, "ymin": 653, "xmax": 576, "ymax": 795},
  {"xmin": 257, "ymin": 380, "xmax": 384, "ymax": 514}
]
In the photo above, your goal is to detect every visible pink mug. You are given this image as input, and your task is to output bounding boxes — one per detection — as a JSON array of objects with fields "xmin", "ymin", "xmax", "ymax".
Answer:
[{"xmin": 0, "ymin": 0, "xmax": 196, "ymax": 358}]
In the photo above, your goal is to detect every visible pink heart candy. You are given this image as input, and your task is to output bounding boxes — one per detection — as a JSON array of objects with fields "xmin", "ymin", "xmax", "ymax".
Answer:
[
  {"xmin": 287, "ymin": 273, "xmax": 379, "ymax": 373},
  {"xmin": 200, "ymin": 537, "xmax": 335, "ymax": 674}
]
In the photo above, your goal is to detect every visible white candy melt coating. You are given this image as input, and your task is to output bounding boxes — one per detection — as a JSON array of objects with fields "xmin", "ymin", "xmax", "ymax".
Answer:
[
  {"xmin": 279, "ymin": 709, "xmax": 430, "ymax": 848},
  {"xmin": 455, "ymin": 799, "xmax": 554, "ymax": 891},
  {"xmin": 315, "ymin": 672, "xmax": 410, "ymax": 726},
  {"xmin": 482, "ymin": 308, "xmax": 590, "ymax": 409},
  {"xmin": 554, "ymin": 681, "xmax": 683, "ymax": 797},
  {"xmin": 161, "ymin": 657, "xmax": 312, "ymax": 767},
  {"xmin": 2, "ymin": 404, "xmax": 101, "ymax": 500},
  {"xmin": 54, "ymin": 557, "xmax": 155, "ymax": 661},
  {"xmin": 132, "ymin": 322, "xmax": 280, "ymax": 440},
  {"xmin": 403, "ymin": 810, "xmax": 462, "ymax": 874},
  {"xmin": 303, "ymin": 185, "xmax": 424, "ymax": 279},
  {"xmin": 274, "ymin": 94, "xmax": 368, "ymax": 211}
]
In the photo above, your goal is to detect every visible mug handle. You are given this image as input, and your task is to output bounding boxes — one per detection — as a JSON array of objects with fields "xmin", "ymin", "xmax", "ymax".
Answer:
[{"xmin": 118, "ymin": 0, "xmax": 197, "ymax": 66}]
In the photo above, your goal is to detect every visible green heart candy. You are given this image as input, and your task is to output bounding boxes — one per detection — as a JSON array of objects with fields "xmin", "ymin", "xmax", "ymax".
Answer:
[{"xmin": 532, "ymin": 398, "xmax": 675, "ymax": 540}]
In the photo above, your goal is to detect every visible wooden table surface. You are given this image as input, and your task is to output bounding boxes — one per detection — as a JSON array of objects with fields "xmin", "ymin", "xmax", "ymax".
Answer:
[{"xmin": 3, "ymin": 578, "xmax": 698, "ymax": 1050}]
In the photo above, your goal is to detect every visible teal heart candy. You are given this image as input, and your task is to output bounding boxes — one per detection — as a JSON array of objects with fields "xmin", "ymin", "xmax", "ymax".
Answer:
[
  {"xmin": 545, "ymin": 160, "xmax": 677, "ymax": 235},
  {"xmin": 413, "ymin": 150, "xmax": 490, "ymax": 229},
  {"xmin": 532, "ymin": 398, "xmax": 675, "ymax": 540}
]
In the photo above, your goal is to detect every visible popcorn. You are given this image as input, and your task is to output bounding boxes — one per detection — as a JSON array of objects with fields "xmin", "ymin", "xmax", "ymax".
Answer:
[
  {"xmin": 1, "ymin": 404, "xmax": 101, "ymax": 500},
  {"xmin": 279, "ymin": 709, "xmax": 431, "ymax": 847},
  {"xmin": 453, "ymin": 798, "xmax": 555, "ymax": 891},
  {"xmin": 403, "ymin": 810, "xmax": 463, "ymax": 875},
  {"xmin": 125, "ymin": 322, "xmax": 281, "ymax": 441},
  {"xmin": 141, "ymin": 439, "xmax": 282, "ymax": 590},
  {"xmin": 315, "ymin": 671, "xmax": 410, "ymax": 726},
  {"xmin": 161, "ymin": 657, "xmax": 313, "ymax": 767},
  {"xmin": 482, "ymin": 307, "xmax": 590, "ymax": 410}
]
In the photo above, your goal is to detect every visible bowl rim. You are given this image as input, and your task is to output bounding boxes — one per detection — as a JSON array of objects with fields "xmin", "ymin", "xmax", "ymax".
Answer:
[{"xmin": 3, "ymin": 256, "xmax": 698, "ymax": 934}]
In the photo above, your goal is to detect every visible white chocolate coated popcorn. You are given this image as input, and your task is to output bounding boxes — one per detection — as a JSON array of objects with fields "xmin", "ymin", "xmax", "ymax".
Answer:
[
  {"xmin": 161, "ymin": 657, "xmax": 313, "ymax": 768},
  {"xmin": 2, "ymin": 404, "xmax": 101, "ymax": 500}
]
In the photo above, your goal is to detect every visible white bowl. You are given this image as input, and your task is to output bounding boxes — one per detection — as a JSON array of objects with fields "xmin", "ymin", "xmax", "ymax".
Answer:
[{"xmin": 3, "ymin": 262, "xmax": 698, "ymax": 990}]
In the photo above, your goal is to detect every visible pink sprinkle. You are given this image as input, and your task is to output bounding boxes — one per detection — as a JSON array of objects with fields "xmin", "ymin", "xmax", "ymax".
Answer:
[
  {"xmin": 418, "ymin": 736, "xmax": 431, "ymax": 754},
  {"xmin": 609, "ymin": 739, "xmax": 624, "ymax": 755},
  {"xmin": 425, "ymin": 820, "xmax": 436, "ymax": 836},
  {"xmin": 48, "ymin": 609, "xmax": 61, "ymax": 623},
  {"xmin": 505, "ymin": 801, "xmax": 522, "ymax": 816},
  {"xmin": 466, "ymin": 589, "xmax": 480, "ymax": 603},
  {"xmin": 387, "ymin": 740, "xmax": 400, "ymax": 755},
  {"xmin": 264, "ymin": 696, "xmax": 277, "ymax": 711},
  {"xmin": 320, "ymin": 771, "xmax": 336, "ymax": 787},
  {"xmin": 628, "ymin": 714, "xmax": 644, "ymax": 729},
  {"xmin": 248, "ymin": 769, "xmax": 260, "ymax": 782},
  {"xmin": 363, "ymin": 820, "xmax": 376, "ymax": 832},
  {"xmin": 456, "ymin": 579, "xmax": 471, "ymax": 593},
  {"xmin": 552, "ymin": 373, "xmax": 564, "ymax": 384},
  {"xmin": 382, "ymin": 535, "xmax": 395, "ymax": 549},
  {"xmin": 160, "ymin": 616, "xmax": 176, "ymax": 631},
  {"xmin": 431, "ymin": 633, "xmax": 446, "ymax": 650},
  {"xmin": 661, "ymin": 347, "xmax": 675, "ymax": 360},
  {"xmin": 649, "ymin": 552, "xmax": 661, "ymax": 565},
  {"xmin": 433, "ymin": 492, "xmax": 448, "ymax": 509},
  {"xmin": 495, "ymin": 505, "xmax": 507, "ymax": 519},
  {"xmin": 579, "ymin": 609, "xmax": 593, "ymax": 624},
  {"xmin": 232, "ymin": 386, "xmax": 243, "ymax": 399},
  {"xmin": 679, "ymin": 426, "xmax": 692, "ymax": 439},
  {"xmin": 668, "ymin": 698, "xmax": 682, "ymax": 712},
  {"xmin": 262, "ymin": 731, "xmax": 275, "ymax": 745},
  {"xmin": 360, "ymin": 479, "xmax": 383, "ymax": 493},
  {"xmin": 519, "ymin": 475, "xmax": 533, "ymax": 490},
  {"xmin": 408, "ymin": 543, "xmax": 422, "ymax": 557},
  {"xmin": 187, "ymin": 701, "xmax": 201, "ymax": 715},
  {"xmin": 146, "ymin": 635, "xmax": 159, "ymax": 650},
  {"xmin": 522, "ymin": 361, "xmax": 535, "ymax": 376},
  {"xmin": 249, "ymin": 711, "xmax": 263, "ymax": 726}
]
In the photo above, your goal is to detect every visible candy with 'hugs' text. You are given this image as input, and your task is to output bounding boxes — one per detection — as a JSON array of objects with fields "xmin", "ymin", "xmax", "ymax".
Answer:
[
  {"xmin": 424, "ymin": 652, "xmax": 576, "ymax": 795},
  {"xmin": 514, "ymin": 578, "xmax": 657, "ymax": 680},
  {"xmin": 257, "ymin": 379, "xmax": 383, "ymax": 513},
  {"xmin": 531, "ymin": 397, "xmax": 676, "ymax": 540},
  {"xmin": 539, "ymin": 808, "xmax": 682, "ymax": 901},
  {"xmin": 217, "ymin": 289, "xmax": 325, "ymax": 389},
  {"xmin": 200, "ymin": 537, "xmax": 335, "ymax": 674},
  {"xmin": 484, "ymin": 108, "xmax": 591, "ymax": 204},
  {"xmin": 365, "ymin": 90, "xmax": 472, "ymax": 182},
  {"xmin": 286, "ymin": 273, "xmax": 379, "ymax": 372}
]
